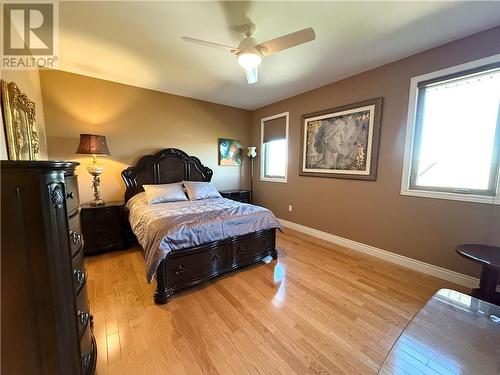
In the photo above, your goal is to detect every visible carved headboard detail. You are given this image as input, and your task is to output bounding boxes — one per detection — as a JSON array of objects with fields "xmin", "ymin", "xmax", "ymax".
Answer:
[{"xmin": 121, "ymin": 148, "xmax": 213, "ymax": 202}]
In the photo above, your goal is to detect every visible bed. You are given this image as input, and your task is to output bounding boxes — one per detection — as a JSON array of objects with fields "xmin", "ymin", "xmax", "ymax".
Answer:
[{"xmin": 121, "ymin": 148, "xmax": 279, "ymax": 304}]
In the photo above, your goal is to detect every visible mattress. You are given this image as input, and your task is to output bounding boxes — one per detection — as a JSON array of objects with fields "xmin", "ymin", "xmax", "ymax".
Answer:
[{"xmin": 126, "ymin": 193, "xmax": 282, "ymax": 282}]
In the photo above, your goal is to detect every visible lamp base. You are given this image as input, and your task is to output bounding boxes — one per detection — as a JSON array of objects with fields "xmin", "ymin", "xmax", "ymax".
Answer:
[
  {"xmin": 88, "ymin": 156, "xmax": 105, "ymax": 207},
  {"xmin": 89, "ymin": 198, "xmax": 105, "ymax": 207}
]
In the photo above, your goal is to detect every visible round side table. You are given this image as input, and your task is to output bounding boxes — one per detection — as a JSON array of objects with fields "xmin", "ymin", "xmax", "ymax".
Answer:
[{"xmin": 456, "ymin": 244, "xmax": 500, "ymax": 305}]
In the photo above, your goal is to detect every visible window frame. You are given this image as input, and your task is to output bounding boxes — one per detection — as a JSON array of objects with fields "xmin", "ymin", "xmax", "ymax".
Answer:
[
  {"xmin": 260, "ymin": 112, "xmax": 289, "ymax": 183},
  {"xmin": 401, "ymin": 54, "xmax": 500, "ymax": 205}
]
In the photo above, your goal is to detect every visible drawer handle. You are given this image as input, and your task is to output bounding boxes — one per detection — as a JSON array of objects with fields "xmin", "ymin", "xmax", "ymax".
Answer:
[
  {"xmin": 175, "ymin": 265, "xmax": 185, "ymax": 276},
  {"xmin": 70, "ymin": 231, "xmax": 82, "ymax": 245},
  {"xmin": 82, "ymin": 352, "xmax": 91, "ymax": 368},
  {"xmin": 73, "ymin": 269, "xmax": 85, "ymax": 285},
  {"xmin": 212, "ymin": 254, "xmax": 221, "ymax": 263},
  {"xmin": 78, "ymin": 310, "xmax": 90, "ymax": 326},
  {"xmin": 237, "ymin": 247, "xmax": 246, "ymax": 255},
  {"xmin": 66, "ymin": 191, "xmax": 74, "ymax": 200},
  {"xmin": 263, "ymin": 239, "xmax": 270, "ymax": 247}
]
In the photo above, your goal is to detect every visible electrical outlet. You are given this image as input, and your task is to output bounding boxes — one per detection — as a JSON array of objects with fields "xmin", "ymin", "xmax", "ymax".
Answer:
[{"xmin": 288, "ymin": 205, "xmax": 293, "ymax": 212}]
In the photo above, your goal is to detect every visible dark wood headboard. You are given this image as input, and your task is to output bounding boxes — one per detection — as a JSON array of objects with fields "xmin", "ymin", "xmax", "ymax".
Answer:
[{"xmin": 121, "ymin": 148, "xmax": 213, "ymax": 202}]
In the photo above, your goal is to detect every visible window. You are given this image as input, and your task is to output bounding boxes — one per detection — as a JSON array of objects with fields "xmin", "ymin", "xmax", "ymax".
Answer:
[
  {"xmin": 261, "ymin": 112, "xmax": 289, "ymax": 182},
  {"xmin": 402, "ymin": 55, "xmax": 500, "ymax": 204}
]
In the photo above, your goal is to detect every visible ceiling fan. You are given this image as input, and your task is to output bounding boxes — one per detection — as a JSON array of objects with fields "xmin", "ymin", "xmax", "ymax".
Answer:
[{"xmin": 182, "ymin": 24, "xmax": 316, "ymax": 84}]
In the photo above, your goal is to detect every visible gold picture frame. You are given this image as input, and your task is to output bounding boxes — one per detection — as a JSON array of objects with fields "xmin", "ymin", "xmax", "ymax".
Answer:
[{"xmin": 1, "ymin": 79, "xmax": 40, "ymax": 160}]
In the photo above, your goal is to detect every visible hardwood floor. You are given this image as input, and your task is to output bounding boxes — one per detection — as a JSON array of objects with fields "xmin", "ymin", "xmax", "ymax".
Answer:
[{"xmin": 86, "ymin": 229, "xmax": 466, "ymax": 375}]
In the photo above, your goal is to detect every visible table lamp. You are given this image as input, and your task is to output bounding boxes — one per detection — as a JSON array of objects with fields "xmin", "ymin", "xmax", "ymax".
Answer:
[
  {"xmin": 247, "ymin": 146, "xmax": 257, "ymax": 203},
  {"xmin": 76, "ymin": 134, "xmax": 110, "ymax": 206}
]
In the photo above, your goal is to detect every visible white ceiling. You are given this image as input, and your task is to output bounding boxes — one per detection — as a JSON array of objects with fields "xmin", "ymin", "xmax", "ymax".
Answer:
[{"xmin": 58, "ymin": 1, "xmax": 500, "ymax": 110}]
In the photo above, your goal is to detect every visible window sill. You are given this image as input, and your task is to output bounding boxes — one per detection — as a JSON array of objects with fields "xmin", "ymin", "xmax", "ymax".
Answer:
[
  {"xmin": 260, "ymin": 177, "xmax": 287, "ymax": 183},
  {"xmin": 400, "ymin": 188, "xmax": 500, "ymax": 205}
]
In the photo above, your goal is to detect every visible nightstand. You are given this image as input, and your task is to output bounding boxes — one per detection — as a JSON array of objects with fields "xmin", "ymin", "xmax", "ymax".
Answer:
[
  {"xmin": 220, "ymin": 190, "xmax": 251, "ymax": 204},
  {"xmin": 80, "ymin": 201, "xmax": 127, "ymax": 255}
]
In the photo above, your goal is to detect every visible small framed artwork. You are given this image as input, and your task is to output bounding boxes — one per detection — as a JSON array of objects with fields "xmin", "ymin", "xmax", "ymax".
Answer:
[
  {"xmin": 218, "ymin": 138, "xmax": 242, "ymax": 166},
  {"xmin": 300, "ymin": 97, "xmax": 383, "ymax": 180}
]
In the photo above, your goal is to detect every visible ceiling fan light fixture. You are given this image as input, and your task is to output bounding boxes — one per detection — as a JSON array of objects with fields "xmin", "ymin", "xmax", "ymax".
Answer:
[
  {"xmin": 237, "ymin": 51, "xmax": 262, "ymax": 70},
  {"xmin": 183, "ymin": 25, "xmax": 316, "ymax": 85},
  {"xmin": 243, "ymin": 66, "xmax": 258, "ymax": 84}
]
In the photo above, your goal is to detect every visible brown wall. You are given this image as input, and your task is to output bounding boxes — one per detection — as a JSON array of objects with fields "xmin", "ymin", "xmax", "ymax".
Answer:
[
  {"xmin": 41, "ymin": 70, "xmax": 251, "ymax": 203},
  {"xmin": 251, "ymin": 26, "xmax": 500, "ymax": 277}
]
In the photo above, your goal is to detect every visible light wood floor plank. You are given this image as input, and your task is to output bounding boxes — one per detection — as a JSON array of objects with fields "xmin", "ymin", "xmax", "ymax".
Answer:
[{"xmin": 86, "ymin": 228, "xmax": 466, "ymax": 374}]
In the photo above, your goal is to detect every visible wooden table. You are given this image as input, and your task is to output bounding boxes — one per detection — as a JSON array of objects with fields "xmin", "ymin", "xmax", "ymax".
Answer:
[
  {"xmin": 456, "ymin": 244, "xmax": 500, "ymax": 305},
  {"xmin": 379, "ymin": 289, "xmax": 500, "ymax": 374}
]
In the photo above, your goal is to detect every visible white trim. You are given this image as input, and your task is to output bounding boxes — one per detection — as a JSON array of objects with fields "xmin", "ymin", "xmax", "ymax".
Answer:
[
  {"xmin": 401, "ymin": 53, "xmax": 500, "ymax": 205},
  {"xmin": 400, "ymin": 189, "xmax": 500, "ymax": 205},
  {"xmin": 260, "ymin": 176, "xmax": 288, "ymax": 183},
  {"xmin": 260, "ymin": 112, "xmax": 289, "ymax": 183},
  {"xmin": 279, "ymin": 218, "xmax": 479, "ymax": 289}
]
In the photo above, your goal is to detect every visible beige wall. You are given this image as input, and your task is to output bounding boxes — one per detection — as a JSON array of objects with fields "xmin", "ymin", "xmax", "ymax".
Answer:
[
  {"xmin": 39, "ymin": 27, "xmax": 499, "ymax": 277},
  {"xmin": 251, "ymin": 26, "xmax": 500, "ymax": 278},
  {"xmin": 1, "ymin": 68, "xmax": 49, "ymax": 160},
  {"xmin": 41, "ymin": 70, "xmax": 251, "ymax": 203}
]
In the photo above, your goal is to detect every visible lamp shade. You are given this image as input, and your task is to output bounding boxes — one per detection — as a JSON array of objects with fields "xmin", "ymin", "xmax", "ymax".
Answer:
[
  {"xmin": 247, "ymin": 146, "xmax": 257, "ymax": 158},
  {"xmin": 76, "ymin": 134, "xmax": 110, "ymax": 155}
]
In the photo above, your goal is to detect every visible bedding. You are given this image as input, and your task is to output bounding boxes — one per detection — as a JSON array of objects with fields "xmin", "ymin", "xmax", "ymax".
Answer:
[
  {"xmin": 143, "ymin": 182, "xmax": 188, "ymax": 204},
  {"xmin": 127, "ymin": 192, "xmax": 282, "ymax": 282}
]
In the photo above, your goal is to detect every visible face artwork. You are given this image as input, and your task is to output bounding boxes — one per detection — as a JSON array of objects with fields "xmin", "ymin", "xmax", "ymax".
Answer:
[
  {"xmin": 301, "ymin": 97, "xmax": 382, "ymax": 180},
  {"xmin": 219, "ymin": 138, "xmax": 242, "ymax": 166},
  {"xmin": 309, "ymin": 112, "xmax": 369, "ymax": 170}
]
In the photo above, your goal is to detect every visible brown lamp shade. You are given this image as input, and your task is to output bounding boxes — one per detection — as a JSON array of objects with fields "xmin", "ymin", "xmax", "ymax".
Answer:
[{"xmin": 76, "ymin": 134, "xmax": 110, "ymax": 155}]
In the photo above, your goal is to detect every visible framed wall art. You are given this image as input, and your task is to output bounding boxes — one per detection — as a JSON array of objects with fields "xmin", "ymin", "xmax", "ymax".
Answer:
[
  {"xmin": 1, "ymin": 79, "xmax": 40, "ymax": 160},
  {"xmin": 218, "ymin": 138, "xmax": 242, "ymax": 166},
  {"xmin": 300, "ymin": 97, "xmax": 382, "ymax": 180}
]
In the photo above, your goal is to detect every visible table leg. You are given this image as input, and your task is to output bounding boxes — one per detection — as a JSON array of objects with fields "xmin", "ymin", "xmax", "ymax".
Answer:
[{"xmin": 472, "ymin": 266, "xmax": 499, "ymax": 304}]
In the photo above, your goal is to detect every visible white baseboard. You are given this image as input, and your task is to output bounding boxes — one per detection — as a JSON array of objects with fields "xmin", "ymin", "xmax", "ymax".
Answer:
[{"xmin": 279, "ymin": 219, "xmax": 479, "ymax": 289}]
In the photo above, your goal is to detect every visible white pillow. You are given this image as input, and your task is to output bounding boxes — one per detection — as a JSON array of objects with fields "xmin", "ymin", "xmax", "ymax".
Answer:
[
  {"xmin": 182, "ymin": 181, "xmax": 222, "ymax": 200},
  {"xmin": 142, "ymin": 183, "xmax": 188, "ymax": 204}
]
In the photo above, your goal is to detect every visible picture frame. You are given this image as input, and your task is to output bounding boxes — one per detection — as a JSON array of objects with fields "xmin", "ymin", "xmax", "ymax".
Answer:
[
  {"xmin": 218, "ymin": 138, "xmax": 242, "ymax": 166},
  {"xmin": 0, "ymin": 88, "xmax": 7, "ymax": 159},
  {"xmin": 300, "ymin": 97, "xmax": 382, "ymax": 180},
  {"xmin": 1, "ymin": 79, "xmax": 40, "ymax": 160}
]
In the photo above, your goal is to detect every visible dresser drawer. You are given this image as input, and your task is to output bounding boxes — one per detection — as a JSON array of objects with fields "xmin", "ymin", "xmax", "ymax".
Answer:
[
  {"xmin": 65, "ymin": 175, "xmax": 80, "ymax": 217},
  {"xmin": 81, "ymin": 202, "xmax": 125, "ymax": 255},
  {"xmin": 93, "ymin": 222, "xmax": 122, "ymax": 242},
  {"xmin": 76, "ymin": 286, "xmax": 90, "ymax": 337},
  {"xmin": 233, "ymin": 231, "xmax": 274, "ymax": 264},
  {"xmin": 80, "ymin": 325, "xmax": 94, "ymax": 374},
  {"xmin": 166, "ymin": 246, "xmax": 229, "ymax": 285},
  {"xmin": 83, "ymin": 205, "xmax": 120, "ymax": 222},
  {"xmin": 72, "ymin": 248, "xmax": 86, "ymax": 294},
  {"xmin": 69, "ymin": 215, "xmax": 83, "ymax": 256}
]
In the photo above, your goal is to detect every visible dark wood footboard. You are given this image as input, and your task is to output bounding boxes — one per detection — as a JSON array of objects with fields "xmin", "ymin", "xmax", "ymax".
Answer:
[{"xmin": 154, "ymin": 228, "xmax": 277, "ymax": 304}]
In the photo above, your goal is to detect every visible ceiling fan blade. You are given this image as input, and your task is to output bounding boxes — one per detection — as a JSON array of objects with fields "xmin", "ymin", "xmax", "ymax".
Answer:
[
  {"xmin": 257, "ymin": 27, "xmax": 316, "ymax": 56},
  {"xmin": 244, "ymin": 66, "xmax": 258, "ymax": 84},
  {"xmin": 182, "ymin": 37, "xmax": 240, "ymax": 53}
]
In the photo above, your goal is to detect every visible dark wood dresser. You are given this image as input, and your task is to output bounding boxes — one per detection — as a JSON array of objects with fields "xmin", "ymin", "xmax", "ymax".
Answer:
[
  {"xmin": 81, "ymin": 201, "xmax": 127, "ymax": 255},
  {"xmin": 220, "ymin": 189, "xmax": 251, "ymax": 203},
  {"xmin": 1, "ymin": 161, "xmax": 97, "ymax": 375}
]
